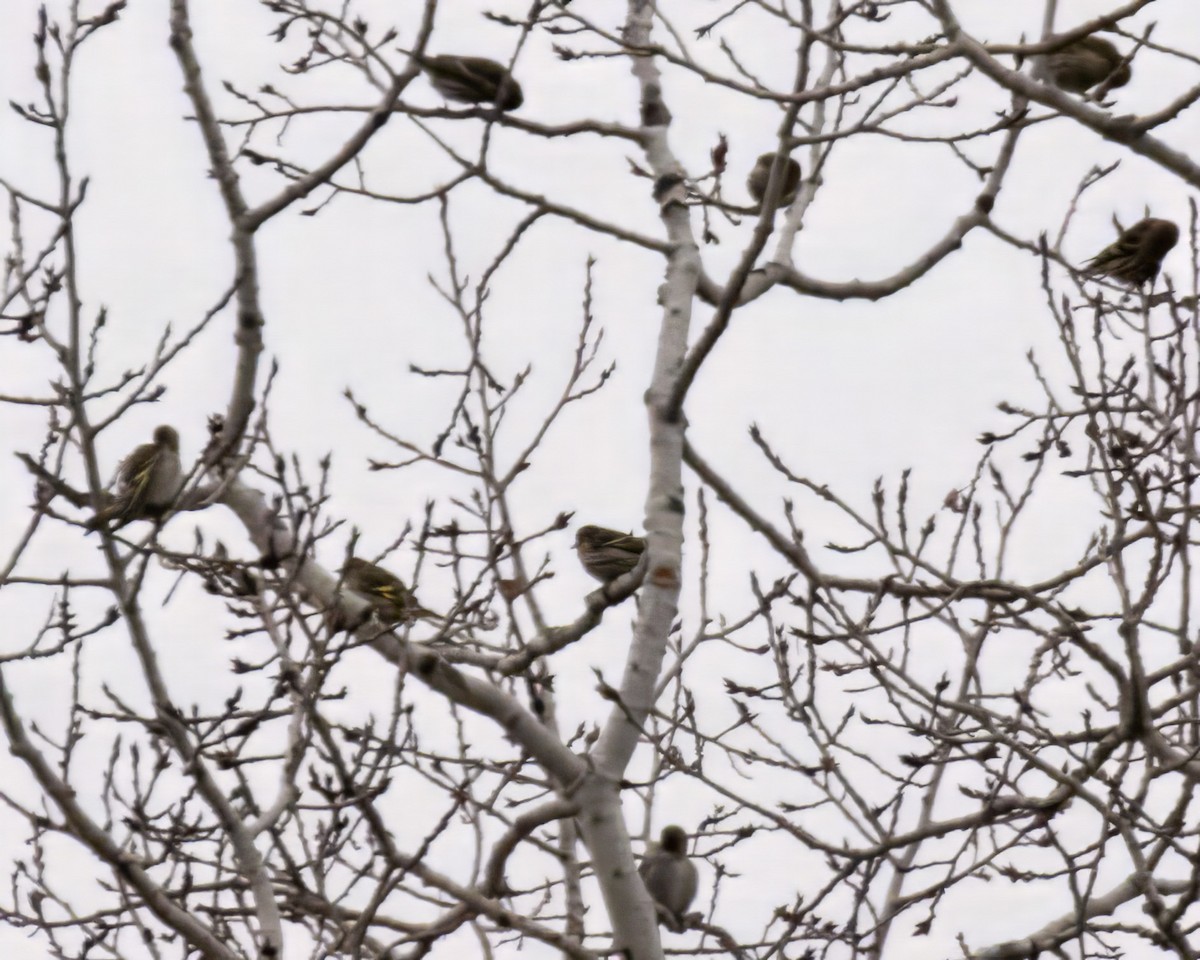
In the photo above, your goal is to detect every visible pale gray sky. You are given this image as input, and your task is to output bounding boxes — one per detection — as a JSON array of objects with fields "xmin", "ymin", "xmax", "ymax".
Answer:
[{"xmin": 1, "ymin": 1, "xmax": 1198, "ymax": 957}]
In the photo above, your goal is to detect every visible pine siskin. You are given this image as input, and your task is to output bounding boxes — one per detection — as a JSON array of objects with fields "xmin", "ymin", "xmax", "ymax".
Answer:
[
  {"xmin": 1082, "ymin": 217, "xmax": 1179, "ymax": 287},
  {"xmin": 1045, "ymin": 35, "xmax": 1131, "ymax": 94},
  {"xmin": 746, "ymin": 153, "xmax": 801, "ymax": 211},
  {"xmin": 419, "ymin": 55, "xmax": 523, "ymax": 111},
  {"xmin": 341, "ymin": 557, "xmax": 435, "ymax": 624},
  {"xmin": 639, "ymin": 825, "xmax": 699, "ymax": 929},
  {"xmin": 86, "ymin": 425, "xmax": 183, "ymax": 530},
  {"xmin": 575, "ymin": 525, "xmax": 646, "ymax": 583}
]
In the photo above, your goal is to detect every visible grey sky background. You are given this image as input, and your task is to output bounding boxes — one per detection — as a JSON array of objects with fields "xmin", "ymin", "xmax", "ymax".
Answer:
[{"xmin": 1, "ymin": 0, "xmax": 1198, "ymax": 956}]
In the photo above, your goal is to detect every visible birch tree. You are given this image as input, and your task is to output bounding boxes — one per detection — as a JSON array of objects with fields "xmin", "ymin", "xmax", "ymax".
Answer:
[{"xmin": 2, "ymin": 1, "xmax": 1200, "ymax": 959}]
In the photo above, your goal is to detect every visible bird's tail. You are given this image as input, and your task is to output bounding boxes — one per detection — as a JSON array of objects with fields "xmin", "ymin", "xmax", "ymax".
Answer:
[{"xmin": 84, "ymin": 498, "xmax": 125, "ymax": 533}]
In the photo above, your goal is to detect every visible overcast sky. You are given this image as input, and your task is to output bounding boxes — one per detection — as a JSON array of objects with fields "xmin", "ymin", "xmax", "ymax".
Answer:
[{"xmin": 1, "ymin": 1, "xmax": 1199, "ymax": 957}]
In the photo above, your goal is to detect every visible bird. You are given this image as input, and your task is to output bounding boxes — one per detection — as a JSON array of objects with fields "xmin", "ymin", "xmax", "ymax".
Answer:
[
  {"xmin": 1045, "ymin": 35, "xmax": 1131, "ymax": 94},
  {"xmin": 416, "ymin": 55, "xmax": 523, "ymax": 111},
  {"xmin": 574, "ymin": 525, "xmax": 646, "ymax": 583},
  {"xmin": 639, "ymin": 825, "xmax": 699, "ymax": 930},
  {"xmin": 1082, "ymin": 217, "xmax": 1179, "ymax": 287},
  {"xmin": 86, "ymin": 425, "xmax": 183, "ymax": 530},
  {"xmin": 746, "ymin": 153, "xmax": 801, "ymax": 211},
  {"xmin": 341, "ymin": 557, "xmax": 435, "ymax": 625}
]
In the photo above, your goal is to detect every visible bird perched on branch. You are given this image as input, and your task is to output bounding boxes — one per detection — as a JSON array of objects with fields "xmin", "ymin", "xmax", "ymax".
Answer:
[
  {"xmin": 86, "ymin": 425, "xmax": 182, "ymax": 530},
  {"xmin": 575, "ymin": 525, "xmax": 646, "ymax": 583},
  {"xmin": 1082, "ymin": 217, "xmax": 1179, "ymax": 287},
  {"xmin": 747, "ymin": 153, "xmax": 801, "ymax": 210},
  {"xmin": 415, "ymin": 54, "xmax": 523, "ymax": 111},
  {"xmin": 640, "ymin": 825, "xmax": 699, "ymax": 930},
  {"xmin": 341, "ymin": 557, "xmax": 436, "ymax": 625},
  {"xmin": 1045, "ymin": 35, "xmax": 1131, "ymax": 94}
]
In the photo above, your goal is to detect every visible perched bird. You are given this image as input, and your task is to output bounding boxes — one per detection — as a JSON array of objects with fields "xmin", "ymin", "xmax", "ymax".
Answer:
[
  {"xmin": 639, "ymin": 825, "xmax": 699, "ymax": 930},
  {"xmin": 575, "ymin": 525, "xmax": 646, "ymax": 583},
  {"xmin": 1045, "ymin": 35, "xmax": 1131, "ymax": 94},
  {"xmin": 417, "ymin": 55, "xmax": 523, "ymax": 111},
  {"xmin": 86, "ymin": 425, "xmax": 183, "ymax": 530},
  {"xmin": 747, "ymin": 153, "xmax": 801, "ymax": 211},
  {"xmin": 1082, "ymin": 217, "xmax": 1179, "ymax": 287},
  {"xmin": 341, "ymin": 557, "xmax": 435, "ymax": 625}
]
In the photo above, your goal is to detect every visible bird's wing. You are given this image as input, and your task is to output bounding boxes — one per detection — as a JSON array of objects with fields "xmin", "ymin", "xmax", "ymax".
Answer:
[
  {"xmin": 1085, "ymin": 233, "xmax": 1136, "ymax": 270},
  {"xmin": 606, "ymin": 533, "xmax": 645, "ymax": 551},
  {"xmin": 458, "ymin": 58, "xmax": 499, "ymax": 86},
  {"xmin": 117, "ymin": 444, "xmax": 160, "ymax": 509},
  {"xmin": 373, "ymin": 581, "xmax": 407, "ymax": 604}
]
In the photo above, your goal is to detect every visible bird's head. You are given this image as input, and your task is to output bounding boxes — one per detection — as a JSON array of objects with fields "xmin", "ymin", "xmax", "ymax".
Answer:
[
  {"xmin": 575, "ymin": 525, "xmax": 603, "ymax": 548},
  {"xmin": 660, "ymin": 825, "xmax": 688, "ymax": 854},
  {"xmin": 343, "ymin": 558, "xmax": 370, "ymax": 576},
  {"xmin": 1144, "ymin": 218, "xmax": 1180, "ymax": 256},
  {"xmin": 153, "ymin": 425, "xmax": 180, "ymax": 450}
]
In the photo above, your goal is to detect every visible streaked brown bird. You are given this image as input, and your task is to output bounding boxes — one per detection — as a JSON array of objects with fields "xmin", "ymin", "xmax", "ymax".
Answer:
[
  {"xmin": 342, "ymin": 557, "xmax": 436, "ymax": 624},
  {"xmin": 418, "ymin": 55, "xmax": 523, "ymax": 111},
  {"xmin": 1083, "ymin": 217, "xmax": 1179, "ymax": 287},
  {"xmin": 639, "ymin": 825, "xmax": 699, "ymax": 930},
  {"xmin": 86, "ymin": 425, "xmax": 183, "ymax": 530},
  {"xmin": 575, "ymin": 525, "xmax": 646, "ymax": 583},
  {"xmin": 1045, "ymin": 35, "xmax": 1131, "ymax": 94},
  {"xmin": 747, "ymin": 153, "xmax": 801, "ymax": 210}
]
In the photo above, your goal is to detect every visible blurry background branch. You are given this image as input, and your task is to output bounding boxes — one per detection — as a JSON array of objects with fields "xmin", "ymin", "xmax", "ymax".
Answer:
[{"xmin": 3, "ymin": 1, "xmax": 1200, "ymax": 959}]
